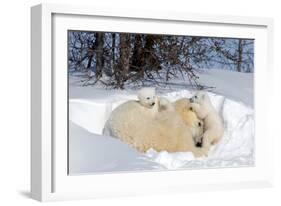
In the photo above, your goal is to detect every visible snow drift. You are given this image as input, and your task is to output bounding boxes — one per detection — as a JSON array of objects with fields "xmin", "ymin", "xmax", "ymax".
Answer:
[{"xmin": 69, "ymin": 90, "xmax": 254, "ymax": 174}]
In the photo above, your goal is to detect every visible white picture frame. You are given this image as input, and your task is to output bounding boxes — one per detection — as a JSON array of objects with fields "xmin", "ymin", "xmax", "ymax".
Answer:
[{"xmin": 31, "ymin": 3, "xmax": 274, "ymax": 202}]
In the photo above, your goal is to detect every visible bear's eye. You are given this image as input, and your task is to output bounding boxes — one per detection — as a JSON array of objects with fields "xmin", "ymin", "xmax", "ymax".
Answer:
[
  {"xmin": 198, "ymin": 122, "xmax": 201, "ymax": 127},
  {"xmin": 146, "ymin": 97, "xmax": 150, "ymax": 100}
]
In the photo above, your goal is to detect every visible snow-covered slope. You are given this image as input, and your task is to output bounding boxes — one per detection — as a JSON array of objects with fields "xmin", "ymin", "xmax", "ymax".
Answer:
[
  {"xmin": 69, "ymin": 121, "xmax": 162, "ymax": 174},
  {"xmin": 68, "ymin": 69, "xmax": 254, "ymax": 174},
  {"xmin": 197, "ymin": 69, "xmax": 254, "ymax": 107}
]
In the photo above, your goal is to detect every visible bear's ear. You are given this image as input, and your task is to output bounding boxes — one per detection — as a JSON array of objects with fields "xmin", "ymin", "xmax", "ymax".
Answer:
[{"xmin": 137, "ymin": 90, "xmax": 142, "ymax": 100}]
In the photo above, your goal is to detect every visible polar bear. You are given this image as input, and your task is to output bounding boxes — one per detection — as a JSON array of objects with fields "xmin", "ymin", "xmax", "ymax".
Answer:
[
  {"xmin": 189, "ymin": 91, "xmax": 224, "ymax": 151},
  {"xmin": 173, "ymin": 98, "xmax": 204, "ymax": 146},
  {"xmin": 137, "ymin": 87, "xmax": 174, "ymax": 118},
  {"xmin": 137, "ymin": 87, "xmax": 157, "ymax": 109},
  {"xmin": 103, "ymin": 98, "xmax": 207, "ymax": 157}
]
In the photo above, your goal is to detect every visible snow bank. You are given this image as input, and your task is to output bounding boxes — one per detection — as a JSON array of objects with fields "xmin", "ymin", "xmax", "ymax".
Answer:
[
  {"xmin": 197, "ymin": 69, "xmax": 254, "ymax": 107},
  {"xmin": 69, "ymin": 90, "xmax": 254, "ymax": 173},
  {"xmin": 69, "ymin": 121, "xmax": 163, "ymax": 174}
]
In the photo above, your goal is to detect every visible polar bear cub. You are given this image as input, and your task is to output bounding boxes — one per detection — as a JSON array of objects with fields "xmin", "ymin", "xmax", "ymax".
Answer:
[
  {"xmin": 137, "ymin": 87, "xmax": 174, "ymax": 117},
  {"xmin": 137, "ymin": 87, "xmax": 157, "ymax": 109},
  {"xmin": 189, "ymin": 91, "xmax": 224, "ymax": 151}
]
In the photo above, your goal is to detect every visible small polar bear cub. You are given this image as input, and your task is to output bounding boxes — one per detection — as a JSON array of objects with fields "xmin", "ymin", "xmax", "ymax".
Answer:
[
  {"xmin": 189, "ymin": 91, "xmax": 224, "ymax": 150},
  {"xmin": 137, "ymin": 87, "xmax": 174, "ymax": 117}
]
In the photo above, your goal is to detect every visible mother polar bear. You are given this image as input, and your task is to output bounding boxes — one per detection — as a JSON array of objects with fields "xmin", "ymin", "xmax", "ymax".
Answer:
[{"xmin": 103, "ymin": 94, "xmax": 208, "ymax": 157}]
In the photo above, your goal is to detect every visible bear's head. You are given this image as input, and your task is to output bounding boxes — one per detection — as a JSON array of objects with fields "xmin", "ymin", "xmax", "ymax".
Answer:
[
  {"xmin": 174, "ymin": 98, "xmax": 190, "ymax": 115},
  {"xmin": 192, "ymin": 119, "xmax": 204, "ymax": 147},
  {"xmin": 137, "ymin": 87, "xmax": 157, "ymax": 108},
  {"xmin": 174, "ymin": 98, "xmax": 203, "ymax": 127},
  {"xmin": 174, "ymin": 98, "xmax": 204, "ymax": 145},
  {"xmin": 190, "ymin": 91, "xmax": 208, "ymax": 105}
]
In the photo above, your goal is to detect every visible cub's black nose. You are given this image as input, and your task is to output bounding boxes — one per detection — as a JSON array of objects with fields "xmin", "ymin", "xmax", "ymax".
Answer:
[
  {"xmin": 196, "ymin": 142, "xmax": 202, "ymax": 147},
  {"xmin": 151, "ymin": 102, "xmax": 155, "ymax": 106}
]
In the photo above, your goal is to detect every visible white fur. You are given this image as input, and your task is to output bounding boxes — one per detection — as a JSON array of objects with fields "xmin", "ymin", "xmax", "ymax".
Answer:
[
  {"xmin": 190, "ymin": 91, "xmax": 224, "ymax": 153},
  {"xmin": 103, "ymin": 98, "xmax": 207, "ymax": 157},
  {"xmin": 173, "ymin": 98, "xmax": 204, "ymax": 144}
]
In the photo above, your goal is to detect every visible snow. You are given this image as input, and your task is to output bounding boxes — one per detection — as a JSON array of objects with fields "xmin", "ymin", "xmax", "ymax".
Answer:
[
  {"xmin": 68, "ymin": 69, "xmax": 254, "ymax": 174},
  {"xmin": 69, "ymin": 121, "xmax": 162, "ymax": 174},
  {"xmin": 197, "ymin": 69, "xmax": 254, "ymax": 107}
]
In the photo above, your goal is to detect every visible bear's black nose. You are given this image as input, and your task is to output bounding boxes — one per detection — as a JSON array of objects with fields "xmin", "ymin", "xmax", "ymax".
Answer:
[
  {"xmin": 151, "ymin": 102, "xmax": 155, "ymax": 106},
  {"xmin": 196, "ymin": 142, "xmax": 202, "ymax": 147}
]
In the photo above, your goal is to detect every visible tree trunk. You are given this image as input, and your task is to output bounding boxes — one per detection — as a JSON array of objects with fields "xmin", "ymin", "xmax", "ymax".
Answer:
[
  {"xmin": 143, "ymin": 35, "xmax": 161, "ymax": 71},
  {"xmin": 119, "ymin": 33, "xmax": 130, "ymax": 75},
  {"xmin": 117, "ymin": 33, "xmax": 131, "ymax": 88},
  {"xmin": 86, "ymin": 54, "xmax": 93, "ymax": 70},
  {"xmin": 237, "ymin": 39, "xmax": 243, "ymax": 72},
  {"xmin": 112, "ymin": 33, "xmax": 116, "ymax": 70},
  {"xmin": 95, "ymin": 32, "xmax": 104, "ymax": 77},
  {"xmin": 131, "ymin": 34, "xmax": 144, "ymax": 72}
]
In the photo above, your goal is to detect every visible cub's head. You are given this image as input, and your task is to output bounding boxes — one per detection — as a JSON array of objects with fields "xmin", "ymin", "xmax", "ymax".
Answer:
[
  {"xmin": 190, "ymin": 91, "xmax": 207, "ymax": 104},
  {"xmin": 137, "ymin": 87, "xmax": 157, "ymax": 108}
]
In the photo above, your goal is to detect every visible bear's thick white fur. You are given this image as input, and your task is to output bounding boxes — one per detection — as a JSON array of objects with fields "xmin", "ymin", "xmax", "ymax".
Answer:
[
  {"xmin": 190, "ymin": 91, "xmax": 224, "ymax": 152},
  {"xmin": 173, "ymin": 98, "xmax": 204, "ymax": 142},
  {"xmin": 103, "ymin": 98, "xmax": 207, "ymax": 157}
]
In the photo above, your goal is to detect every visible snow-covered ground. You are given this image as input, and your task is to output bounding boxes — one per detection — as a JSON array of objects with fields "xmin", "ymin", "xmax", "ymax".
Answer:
[
  {"xmin": 68, "ymin": 69, "xmax": 254, "ymax": 174},
  {"xmin": 197, "ymin": 69, "xmax": 254, "ymax": 107}
]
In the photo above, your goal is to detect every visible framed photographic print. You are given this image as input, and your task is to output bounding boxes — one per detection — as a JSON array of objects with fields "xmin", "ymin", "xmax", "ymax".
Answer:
[{"xmin": 31, "ymin": 3, "xmax": 274, "ymax": 201}]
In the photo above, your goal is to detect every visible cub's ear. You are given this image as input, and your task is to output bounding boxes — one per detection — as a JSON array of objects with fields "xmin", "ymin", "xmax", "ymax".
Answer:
[
  {"xmin": 201, "ymin": 93, "xmax": 205, "ymax": 100},
  {"xmin": 137, "ymin": 90, "xmax": 142, "ymax": 100}
]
